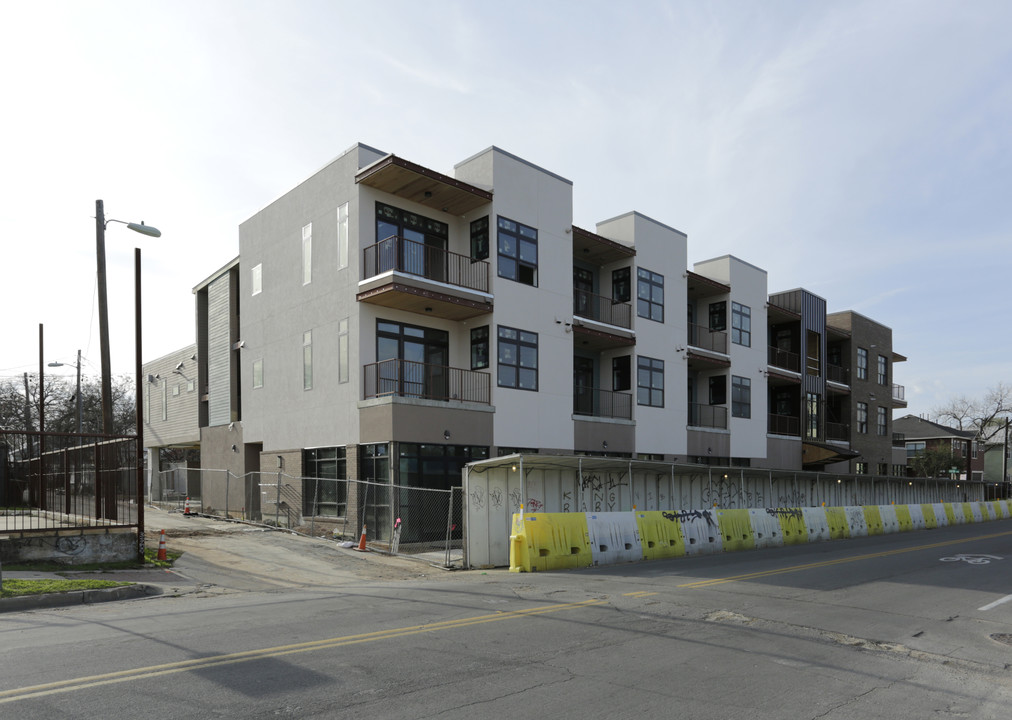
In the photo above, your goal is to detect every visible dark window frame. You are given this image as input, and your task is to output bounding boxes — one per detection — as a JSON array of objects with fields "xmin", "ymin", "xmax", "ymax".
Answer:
[
  {"xmin": 497, "ymin": 325, "xmax": 538, "ymax": 391},
  {"xmin": 613, "ymin": 356, "xmax": 631, "ymax": 392},
  {"xmin": 497, "ymin": 216, "xmax": 538, "ymax": 286},
  {"xmin": 709, "ymin": 301, "xmax": 726, "ymax": 331},
  {"xmin": 636, "ymin": 268, "xmax": 664, "ymax": 322},
  {"xmin": 731, "ymin": 302, "xmax": 751, "ymax": 347},
  {"xmin": 470, "ymin": 216, "xmax": 489, "ymax": 260},
  {"xmin": 637, "ymin": 356, "xmax": 664, "ymax": 407},
  {"xmin": 612, "ymin": 267, "xmax": 631, "ymax": 303},
  {"xmin": 470, "ymin": 326, "xmax": 489, "ymax": 370},
  {"xmin": 731, "ymin": 375, "xmax": 751, "ymax": 418}
]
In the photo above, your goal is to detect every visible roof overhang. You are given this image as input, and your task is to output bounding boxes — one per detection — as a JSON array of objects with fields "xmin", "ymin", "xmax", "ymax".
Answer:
[
  {"xmin": 572, "ymin": 226, "xmax": 635, "ymax": 264},
  {"xmin": 356, "ymin": 154, "xmax": 493, "ymax": 216},
  {"xmin": 802, "ymin": 441, "xmax": 860, "ymax": 467}
]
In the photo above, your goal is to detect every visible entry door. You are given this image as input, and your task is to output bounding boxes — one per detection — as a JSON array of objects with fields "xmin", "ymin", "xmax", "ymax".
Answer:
[{"xmin": 574, "ymin": 357, "xmax": 596, "ymax": 414}]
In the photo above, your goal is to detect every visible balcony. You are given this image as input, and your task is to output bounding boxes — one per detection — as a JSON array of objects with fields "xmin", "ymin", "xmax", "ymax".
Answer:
[
  {"xmin": 892, "ymin": 383, "xmax": 907, "ymax": 407},
  {"xmin": 358, "ymin": 236, "xmax": 492, "ymax": 321},
  {"xmin": 826, "ymin": 421, "xmax": 849, "ymax": 442},
  {"xmin": 687, "ymin": 323, "xmax": 728, "ymax": 354},
  {"xmin": 363, "ymin": 359, "xmax": 490, "ymax": 405},
  {"xmin": 688, "ymin": 403, "xmax": 728, "ymax": 430},
  {"xmin": 573, "ymin": 289, "xmax": 632, "ymax": 329},
  {"xmin": 892, "ymin": 432, "xmax": 906, "ymax": 447},
  {"xmin": 768, "ymin": 346, "xmax": 800, "ymax": 373},
  {"xmin": 573, "ymin": 386, "xmax": 633, "ymax": 420},
  {"xmin": 768, "ymin": 414, "xmax": 800, "ymax": 436},
  {"xmin": 827, "ymin": 364, "xmax": 850, "ymax": 386}
]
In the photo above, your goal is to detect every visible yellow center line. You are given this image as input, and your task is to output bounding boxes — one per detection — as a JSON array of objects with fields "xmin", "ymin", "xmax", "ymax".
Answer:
[
  {"xmin": 0, "ymin": 598, "xmax": 606, "ymax": 704},
  {"xmin": 677, "ymin": 529, "xmax": 1012, "ymax": 589}
]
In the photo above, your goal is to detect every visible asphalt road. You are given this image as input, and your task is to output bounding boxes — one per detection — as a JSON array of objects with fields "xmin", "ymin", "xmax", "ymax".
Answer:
[{"xmin": 1, "ymin": 511, "xmax": 1010, "ymax": 719}]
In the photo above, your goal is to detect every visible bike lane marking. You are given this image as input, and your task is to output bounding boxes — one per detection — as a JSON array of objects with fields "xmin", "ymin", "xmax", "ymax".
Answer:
[{"xmin": 978, "ymin": 594, "xmax": 1012, "ymax": 611}]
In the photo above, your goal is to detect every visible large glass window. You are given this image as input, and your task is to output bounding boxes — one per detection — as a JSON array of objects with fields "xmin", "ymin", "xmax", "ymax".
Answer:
[
  {"xmin": 337, "ymin": 202, "xmax": 349, "ymax": 270},
  {"xmin": 360, "ymin": 443, "xmax": 391, "ymax": 541},
  {"xmin": 471, "ymin": 326, "xmax": 489, "ymax": 370},
  {"xmin": 637, "ymin": 268, "xmax": 664, "ymax": 322},
  {"xmin": 709, "ymin": 301, "xmax": 726, "ymax": 331},
  {"xmin": 877, "ymin": 406, "xmax": 887, "ymax": 436},
  {"xmin": 302, "ymin": 223, "xmax": 312, "ymax": 285},
  {"xmin": 376, "ymin": 320, "xmax": 449, "ymax": 398},
  {"xmin": 857, "ymin": 401, "xmax": 868, "ymax": 433},
  {"xmin": 709, "ymin": 375, "xmax": 726, "ymax": 405},
  {"xmin": 731, "ymin": 376, "xmax": 751, "ymax": 418},
  {"xmin": 857, "ymin": 348, "xmax": 868, "ymax": 380},
  {"xmin": 251, "ymin": 263, "xmax": 262, "ymax": 295},
  {"xmin": 637, "ymin": 356, "xmax": 664, "ymax": 407},
  {"xmin": 253, "ymin": 358, "xmax": 263, "ymax": 389},
  {"xmin": 498, "ymin": 326, "xmax": 538, "ymax": 390},
  {"xmin": 303, "ymin": 447, "xmax": 346, "ymax": 518},
  {"xmin": 471, "ymin": 216, "xmax": 489, "ymax": 260},
  {"xmin": 497, "ymin": 216, "xmax": 538, "ymax": 286},
  {"xmin": 376, "ymin": 202, "xmax": 449, "ymax": 278},
  {"xmin": 806, "ymin": 392, "xmax": 820, "ymax": 439},
  {"xmin": 613, "ymin": 267, "xmax": 631, "ymax": 303},
  {"xmin": 731, "ymin": 302, "xmax": 751, "ymax": 347},
  {"xmin": 338, "ymin": 318, "xmax": 349, "ymax": 384},
  {"xmin": 877, "ymin": 355, "xmax": 888, "ymax": 385},
  {"xmin": 303, "ymin": 331, "xmax": 313, "ymax": 390}
]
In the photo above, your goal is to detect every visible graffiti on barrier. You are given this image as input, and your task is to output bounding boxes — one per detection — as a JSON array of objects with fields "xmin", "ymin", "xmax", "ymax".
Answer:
[
  {"xmin": 488, "ymin": 486, "xmax": 504, "ymax": 509},
  {"xmin": 662, "ymin": 509, "xmax": 716, "ymax": 527},
  {"xmin": 765, "ymin": 507, "xmax": 804, "ymax": 521},
  {"xmin": 469, "ymin": 487, "xmax": 485, "ymax": 511}
]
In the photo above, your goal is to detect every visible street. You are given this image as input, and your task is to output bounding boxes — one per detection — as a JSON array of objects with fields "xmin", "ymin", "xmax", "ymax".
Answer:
[{"xmin": 2, "ymin": 510, "xmax": 1010, "ymax": 719}]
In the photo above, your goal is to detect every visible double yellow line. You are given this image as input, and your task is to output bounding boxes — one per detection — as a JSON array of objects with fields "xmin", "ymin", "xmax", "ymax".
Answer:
[
  {"xmin": 678, "ymin": 529, "xmax": 1012, "ymax": 588},
  {"xmin": 0, "ymin": 598, "xmax": 606, "ymax": 704}
]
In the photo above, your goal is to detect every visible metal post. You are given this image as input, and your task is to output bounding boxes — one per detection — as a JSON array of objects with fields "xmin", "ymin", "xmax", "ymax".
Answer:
[
  {"xmin": 96, "ymin": 200, "xmax": 114, "ymax": 436},
  {"xmin": 275, "ymin": 468, "xmax": 282, "ymax": 527},
  {"xmin": 135, "ymin": 249, "xmax": 144, "ymax": 560}
]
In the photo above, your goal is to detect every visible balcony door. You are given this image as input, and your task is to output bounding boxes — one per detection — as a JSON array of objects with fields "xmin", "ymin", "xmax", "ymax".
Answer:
[
  {"xmin": 376, "ymin": 320, "xmax": 448, "ymax": 399},
  {"xmin": 376, "ymin": 202, "xmax": 448, "ymax": 281},
  {"xmin": 573, "ymin": 267, "xmax": 594, "ymax": 319},
  {"xmin": 574, "ymin": 356, "xmax": 595, "ymax": 415}
]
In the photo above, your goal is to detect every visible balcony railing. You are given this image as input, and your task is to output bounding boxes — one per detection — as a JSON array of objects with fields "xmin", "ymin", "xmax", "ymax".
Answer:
[
  {"xmin": 573, "ymin": 386, "xmax": 633, "ymax": 420},
  {"xmin": 688, "ymin": 403, "xmax": 728, "ymax": 429},
  {"xmin": 768, "ymin": 414, "xmax": 800, "ymax": 436},
  {"xmin": 768, "ymin": 346, "xmax": 800, "ymax": 373},
  {"xmin": 688, "ymin": 323, "xmax": 728, "ymax": 354},
  {"xmin": 573, "ymin": 289, "xmax": 632, "ymax": 329},
  {"xmin": 362, "ymin": 236, "xmax": 489, "ymax": 293},
  {"xmin": 892, "ymin": 383, "xmax": 905, "ymax": 402},
  {"xmin": 363, "ymin": 359, "xmax": 490, "ymax": 404},
  {"xmin": 826, "ymin": 421, "xmax": 849, "ymax": 441},
  {"xmin": 827, "ymin": 363, "xmax": 850, "ymax": 385}
]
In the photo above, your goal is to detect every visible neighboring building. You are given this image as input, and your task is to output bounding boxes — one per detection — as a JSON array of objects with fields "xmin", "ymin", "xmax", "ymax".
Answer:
[
  {"xmin": 146, "ymin": 141, "xmax": 911, "ymax": 530},
  {"xmin": 893, "ymin": 415, "xmax": 982, "ymax": 482},
  {"xmin": 141, "ymin": 344, "xmax": 200, "ymax": 500}
]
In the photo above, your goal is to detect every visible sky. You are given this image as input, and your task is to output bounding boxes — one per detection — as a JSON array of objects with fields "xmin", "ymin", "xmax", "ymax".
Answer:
[{"xmin": 1, "ymin": 0, "xmax": 1010, "ymax": 417}]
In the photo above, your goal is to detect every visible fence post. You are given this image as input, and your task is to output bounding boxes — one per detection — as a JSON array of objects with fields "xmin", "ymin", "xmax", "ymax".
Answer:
[
  {"xmin": 225, "ymin": 470, "xmax": 230, "ymax": 520},
  {"xmin": 275, "ymin": 469, "xmax": 282, "ymax": 527}
]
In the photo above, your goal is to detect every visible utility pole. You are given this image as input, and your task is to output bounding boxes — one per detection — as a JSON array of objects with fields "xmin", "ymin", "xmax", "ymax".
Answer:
[{"xmin": 96, "ymin": 199, "xmax": 113, "ymax": 435}]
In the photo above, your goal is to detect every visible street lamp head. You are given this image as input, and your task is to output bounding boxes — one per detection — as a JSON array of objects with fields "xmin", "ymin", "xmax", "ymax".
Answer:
[{"xmin": 127, "ymin": 222, "xmax": 161, "ymax": 238}]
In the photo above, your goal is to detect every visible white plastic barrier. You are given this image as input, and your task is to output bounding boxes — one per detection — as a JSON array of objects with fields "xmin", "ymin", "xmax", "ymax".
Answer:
[
  {"xmin": 878, "ymin": 505, "xmax": 900, "ymax": 533},
  {"xmin": 748, "ymin": 508, "xmax": 784, "ymax": 548},
  {"xmin": 951, "ymin": 503, "xmax": 966, "ymax": 524},
  {"xmin": 907, "ymin": 504, "xmax": 926, "ymax": 530},
  {"xmin": 844, "ymin": 506, "xmax": 869, "ymax": 537},
  {"xmin": 802, "ymin": 507, "xmax": 830, "ymax": 542},
  {"xmin": 586, "ymin": 512, "xmax": 642, "ymax": 566},
  {"xmin": 931, "ymin": 503, "xmax": 949, "ymax": 527},
  {"xmin": 680, "ymin": 508, "xmax": 723, "ymax": 555},
  {"xmin": 967, "ymin": 502, "xmax": 985, "ymax": 522}
]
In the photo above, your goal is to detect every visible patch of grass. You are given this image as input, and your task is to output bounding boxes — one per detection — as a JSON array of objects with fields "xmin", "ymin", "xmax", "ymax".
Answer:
[
  {"xmin": 3, "ymin": 548, "xmax": 182, "ymax": 574},
  {"xmin": 144, "ymin": 547, "xmax": 182, "ymax": 568},
  {"xmin": 0, "ymin": 578, "xmax": 131, "ymax": 599}
]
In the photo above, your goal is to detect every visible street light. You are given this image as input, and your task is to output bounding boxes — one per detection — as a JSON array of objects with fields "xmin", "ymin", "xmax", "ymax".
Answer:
[
  {"xmin": 95, "ymin": 199, "xmax": 160, "ymax": 435},
  {"xmin": 48, "ymin": 349, "xmax": 82, "ymax": 435}
]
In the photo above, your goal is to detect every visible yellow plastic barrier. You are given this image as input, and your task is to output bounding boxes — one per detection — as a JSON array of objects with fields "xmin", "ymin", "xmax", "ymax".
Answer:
[
  {"xmin": 894, "ymin": 505, "xmax": 913, "ymax": 532},
  {"xmin": 636, "ymin": 511, "xmax": 687, "ymax": 560},
  {"xmin": 921, "ymin": 504, "xmax": 938, "ymax": 529},
  {"xmin": 864, "ymin": 505, "xmax": 884, "ymax": 535},
  {"xmin": 824, "ymin": 507, "xmax": 850, "ymax": 539},
  {"xmin": 942, "ymin": 502, "xmax": 957, "ymax": 525},
  {"xmin": 509, "ymin": 513, "xmax": 592, "ymax": 573},
  {"xmin": 769, "ymin": 507, "xmax": 808, "ymax": 545},
  {"xmin": 716, "ymin": 509, "xmax": 756, "ymax": 553}
]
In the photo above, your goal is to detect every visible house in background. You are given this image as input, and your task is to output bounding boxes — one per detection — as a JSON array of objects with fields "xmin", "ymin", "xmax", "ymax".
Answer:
[{"xmin": 893, "ymin": 414, "xmax": 982, "ymax": 482}]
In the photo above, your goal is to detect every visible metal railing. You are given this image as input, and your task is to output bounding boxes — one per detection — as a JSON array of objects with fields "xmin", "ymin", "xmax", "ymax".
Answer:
[
  {"xmin": 827, "ymin": 363, "xmax": 850, "ymax": 385},
  {"xmin": 826, "ymin": 421, "xmax": 849, "ymax": 441},
  {"xmin": 573, "ymin": 289, "xmax": 632, "ymax": 329},
  {"xmin": 688, "ymin": 403, "xmax": 728, "ymax": 429},
  {"xmin": 768, "ymin": 414, "xmax": 800, "ymax": 436},
  {"xmin": 892, "ymin": 383, "xmax": 906, "ymax": 402},
  {"xmin": 363, "ymin": 358, "xmax": 491, "ymax": 404},
  {"xmin": 362, "ymin": 235, "xmax": 489, "ymax": 293},
  {"xmin": 768, "ymin": 346, "xmax": 800, "ymax": 373},
  {"xmin": 688, "ymin": 323, "xmax": 728, "ymax": 354},
  {"xmin": 573, "ymin": 386, "xmax": 633, "ymax": 419}
]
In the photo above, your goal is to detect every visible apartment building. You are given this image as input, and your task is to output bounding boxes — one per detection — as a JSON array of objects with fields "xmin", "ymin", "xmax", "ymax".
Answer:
[{"xmin": 142, "ymin": 141, "xmax": 908, "ymax": 531}]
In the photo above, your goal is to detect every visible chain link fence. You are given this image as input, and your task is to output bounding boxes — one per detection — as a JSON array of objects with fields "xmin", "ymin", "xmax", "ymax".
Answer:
[{"xmin": 151, "ymin": 469, "xmax": 463, "ymax": 566}]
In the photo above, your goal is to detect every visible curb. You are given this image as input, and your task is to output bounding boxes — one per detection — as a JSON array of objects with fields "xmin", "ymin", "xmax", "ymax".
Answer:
[{"xmin": 0, "ymin": 584, "xmax": 160, "ymax": 613}]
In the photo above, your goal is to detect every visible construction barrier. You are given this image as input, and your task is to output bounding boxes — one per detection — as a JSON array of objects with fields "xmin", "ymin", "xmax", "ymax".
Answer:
[{"xmin": 509, "ymin": 500, "xmax": 1012, "ymax": 572}]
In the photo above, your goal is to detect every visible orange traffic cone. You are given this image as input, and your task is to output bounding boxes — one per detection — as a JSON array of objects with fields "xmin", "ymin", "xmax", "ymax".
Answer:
[
  {"xmin": 184, "ymin": 497, "xmax": 191, "ymax": 516},
  {"xmin": 157, "ymin": 529, "xmax": 167, "ymax": 561},
  {"xmin": 356, "ymin": 523, "xmax": 368, "ymax": 551}
]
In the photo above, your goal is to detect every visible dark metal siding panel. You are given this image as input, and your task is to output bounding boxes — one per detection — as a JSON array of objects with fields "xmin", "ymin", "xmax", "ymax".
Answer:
[
  {"xmin": 207, "ymin": 274, "xmax": 232, "ymax": 427},
  {"xmin": 800, "ymin": 291, "xmax": 827, "ymax": 397}
]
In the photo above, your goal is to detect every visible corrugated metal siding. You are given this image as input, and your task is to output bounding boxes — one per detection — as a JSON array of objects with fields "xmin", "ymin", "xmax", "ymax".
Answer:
[{"xmin": 207, "ymin": 274, "xmax": 232, "ymax": 427}]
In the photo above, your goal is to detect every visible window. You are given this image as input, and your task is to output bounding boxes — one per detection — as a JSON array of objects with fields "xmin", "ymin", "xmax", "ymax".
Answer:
[
  {"xmin": 498, "ymin": 326, "xmax": 538, "ymax": 390},
  {"xmin": 251, "ymin": 263, "xmax": 262, "ymax": 295},
  {"xmin": 877, "ymin": 355, "xmax": 888, "ymax": 385},
  {"xmin": 338, "ymin": 318, "xmax": 349, "ymax": 384},
  {"xmin": 709, "ymin": 301, "xmax": 726, "ymax": 331},
  {"xmin": 731, "ymin": 376, "xmax": 751, "ymax": 418},
  {"xmin": 892, "ymin": 464, "xmax": 906, "ymax": 477},
  {"xmin": 972, "ymin": 440, "xmax": 978, "ymax": 459},
  {"xmin": 302, "ymin": 223, "xmax": 312, "ymax": 285},
  {"xmin": 855, "ymin": 461, "xmax": 868, "ymax": 475},
  {"xmin": 857, "ymin": 348, "xmax": 868, "ymax": 380},
  {"xmin": 161, "ymin": 380, "xmax": 167, "ymax": 421},
  {"xmin": 906, "ymin": 441, "xmax": 925, "ymax": 459},
  {"xmin": 187, "ymin": 379, "xmax": 195, "ymax": 393},
  {"xmin": 805, "ymin": 392, "xmax": 820, "ymax": 439},
  {"xmin": 376, "ymin": 202, "xmax": 449, "ymax": 278},
  {"xmin": 145, "ymin": 383, "xmax": 150, "ymax": 423},
  {"xmin": 303, "ymin": 331, "xmax": 313, "ymax": 390},
  {"xmin": 613, "ymin": 267, "xmax": 631, "ymax": 303},
  {"xmin": 613, "ymin": 356, "xmax": 631, "ymax": 391},
  {"xmin": 497, "ymin": 216, "xmax": 538, "ymax": 286},
  {"xmin": 731, "ymin": 303, "xmax": 751, "ymax": 347},
  {"xmin": 709, "ymin": 375, "xmax": 727, "ymax": 405},
  {"xmin": 471, "ymin": 326, "xmax": 489, "ymax": 370},
  {"xmin": 637, "ymin": 356, "xmax": 664, "ymax": 407},
  {"xmin": 470, "ymin": 216, "xmax": 489, "ymax": 260},
  {"xmin": 636, "ymin": 268, "xmax": 664, "ymax": 322},
  {"xmin": 337, "ymin": 202, "xmax": 349, "ymax": 270},
  {"xmin": 806, "ymin": 331, "xmax": 821, "ymax": 375},
  {"xmin": 877, "ymin": 406, "xmax": 887, "ymax": 436},
  {"xmin": 877, "ymin": 463, "xmax": 889, "ymax": 476},
  {"xmin": 172, "ymin": 384, "xmax": 180, "ymax": 397},
  {"xmin": 253, "ymin": 359, "xmax": 263, "ymax": 389},
  {"xmin": 857, "ymin": 402, "xmax": 868, "ymax": 433},
  {"xmin": 303, "ymin": 447, "xmax": 346, "ymax": 518}
]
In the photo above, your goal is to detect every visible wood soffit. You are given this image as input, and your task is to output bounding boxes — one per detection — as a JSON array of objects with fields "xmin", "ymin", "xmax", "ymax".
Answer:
[{"xmin": 356, "ymin": 155, "xmax": 492, "ymax": 216}]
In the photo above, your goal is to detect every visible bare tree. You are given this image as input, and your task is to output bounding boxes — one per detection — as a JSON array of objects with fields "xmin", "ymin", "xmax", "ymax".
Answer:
[
  {"xmin": 0, "ymin": 374, "xmax": 135, "ymax": 436},
  {"xmin": 933, "ymin": 382, "xmax": 1011, "ymax": 445}
]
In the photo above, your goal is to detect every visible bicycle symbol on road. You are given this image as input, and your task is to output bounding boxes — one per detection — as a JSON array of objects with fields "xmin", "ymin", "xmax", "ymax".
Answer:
[{"xmin": 940, "ymin": 554, "xmax": 1003, "ymax": 565}]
